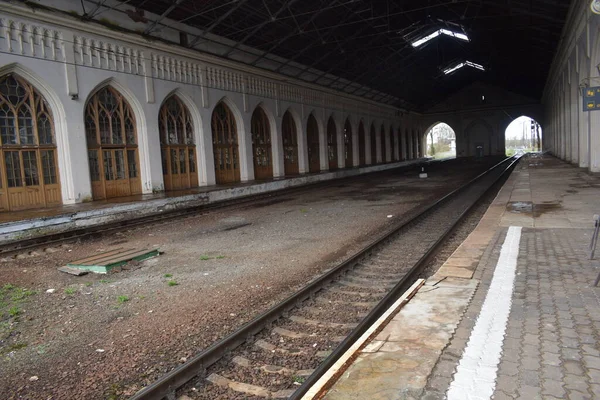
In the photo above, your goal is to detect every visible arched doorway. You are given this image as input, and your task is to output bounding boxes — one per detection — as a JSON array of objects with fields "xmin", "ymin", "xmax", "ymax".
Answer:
[
  {"xmin": 504, "ymin": 116, "xmax": 542, "ymax": 156},
  {"xmin": 251, "ymin": 106, "xmax": 273, "ymax": 180},
  {"xmin": 358, "ymin": 121, "xmax": 366, "ymax": 166},
  {"xmin": 380, "ymin": 125, "xmax": 387, "ymax": 163},
  {"xmin": 281, "ymin": 110, "xmax": 299, "ymax": 175},
  {"xmin": 425, "ymin": 122, "xmax": 456, "ymax": 159},
  {"xmin": 327, "ymin": 116, "xmax": 338, "ymax": 170},
  {"xmin": 211, "ymin": 102, "xmax": 240, "ymax": 184},
  {"xmin": 0, "ymin": 73, "xmax": 61, "ymax": 210},
  {"xmin": 85, "ymin": 86, "xmax": 141, "ymax": 200},
  {"xmin": 344, "ymin": 119, "xmax": 353, "ymax": 168},
  {"xmin": 307, "ymin": 114, "xmax": 320, "ymax": 173},
  {"xmin": 159, "ymin": 95, "xmax": 198, "ymax": 191},
  {"xmin": 370, "ymin": 124, "xmax": 377, "ymax": 164}
]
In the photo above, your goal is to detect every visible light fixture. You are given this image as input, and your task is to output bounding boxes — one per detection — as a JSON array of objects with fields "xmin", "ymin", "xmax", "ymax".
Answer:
[
  {"xmin": 411, "ymin": 28, "xmax": 470, "ymax": 48},
  {"xmin": 442, "ymin": 60, "xmax": 485, "ymax": 75}
]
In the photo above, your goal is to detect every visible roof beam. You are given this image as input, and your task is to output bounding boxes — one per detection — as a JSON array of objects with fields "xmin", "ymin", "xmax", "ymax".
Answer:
[
  {"xmin": 222, "ymin": 0, "xmax": 301, "ymax": 58},
  {"xmin": 144, "ymin": 0, "xmax": 187, "ymax": 34},
  {"xmin": 250, "ymin": 2, "xmax": 329, "ymax": 66},
  {"xmin": 187, "ymin": 0, "xmax": 251, "ymax": 48}
]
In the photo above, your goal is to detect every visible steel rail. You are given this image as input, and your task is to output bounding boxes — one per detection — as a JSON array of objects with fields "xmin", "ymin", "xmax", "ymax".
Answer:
[
  {"xmin": 0, "ymin": 160, "xmax": 446, "ymax": 256},
  {"xmin": 129, "ymin": 155, "xmax": 519, "ymax": 400},
  {"xmin": 290, "ymin": 154, "xmax": 521, "ymax": 399}
]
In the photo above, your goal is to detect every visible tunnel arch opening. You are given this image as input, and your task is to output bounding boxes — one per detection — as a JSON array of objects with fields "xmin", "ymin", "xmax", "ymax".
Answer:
[
  {"xmin": 425, "ymin": 122, "xmax": 456, "ymax": 159},
  {"xmin": 504, "ymin": 116, "xmax": 542, "ymax": 156}
]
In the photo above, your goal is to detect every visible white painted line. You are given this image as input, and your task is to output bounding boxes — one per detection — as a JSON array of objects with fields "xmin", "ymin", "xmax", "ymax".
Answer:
[
  {"xmin": 447, "ymin": 226, "xmax": 522, "ymax": 400},
  {"xmin": 301, "ymin": 278, "xmax": 425, "ymax": 400}
]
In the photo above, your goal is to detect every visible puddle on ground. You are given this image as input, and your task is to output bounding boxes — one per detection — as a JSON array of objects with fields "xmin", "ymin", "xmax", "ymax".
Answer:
[
  {"xmin": 506, "ymin": 201, "xmax": 562, "ymax": 217},
  {"xmin": 507, "ymin": 201, "xmax": 533, "ymax": 214},
  {"xmin": 532, "ymin": 202, "xmax": 562, "ymax": 217}
]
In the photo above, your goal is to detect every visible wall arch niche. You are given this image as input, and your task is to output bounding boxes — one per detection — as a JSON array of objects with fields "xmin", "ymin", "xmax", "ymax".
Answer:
[
  {"xmin": 307, "ymin": 113, "xmax": 320, "ymax": 173},
  {"xmin": 327, "ymin": 116, "xmax": 338, "ymax": 170},
  {"xmin": 159, "ymin": 95, "xmax": 198, "ymax": 191},
  {"xmin": 211, "ymin": 101, "xmax": 240, "ymax": 184},
  {"xmin": 250, "ymin": 106, "xmax": 273, "ymax": 180},
  {"xmin": 358, "ymin": 120, "xmax": 366, "ymax": 166},
  {"xmin": 282, "ymin": 110, "xmax": 299, "ymax": 175},
  {"xmin": 85, "ymin": 85, "xmax": 141, "ymax": 200},
  {"xmin": 0, "ymin": 73, "xmax": 61, "ymax": 210},
  {"xmin": 344, "ymin": 118, "xmax": 353, "ymax": 168},
  {"xmin": 425, "ymin": 122, "xmax": 456, "ymax": 159}
]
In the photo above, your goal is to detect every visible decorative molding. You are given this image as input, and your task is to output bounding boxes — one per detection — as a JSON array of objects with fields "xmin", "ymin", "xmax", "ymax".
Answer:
[{"xmin": 0, "ymin": 5, "xmax": 400, "ymax": 120}]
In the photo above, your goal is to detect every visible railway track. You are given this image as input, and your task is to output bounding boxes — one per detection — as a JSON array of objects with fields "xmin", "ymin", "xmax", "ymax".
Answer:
[
  {"xmin": 0, "ymin": 157, "xmax": 494, "ymax": 259},
  {"xmin": 0, "ymin": 159, "xmax": 460, "ymax": 258},
  {"xmin": 130, "ymin": 155, "xmax": 520, "ymax": 400}
]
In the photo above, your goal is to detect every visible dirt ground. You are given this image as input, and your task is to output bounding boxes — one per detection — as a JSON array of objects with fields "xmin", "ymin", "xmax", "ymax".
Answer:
[{"xmin": 0, "ymin": 159, "xmax": 498, "ymax": 399}]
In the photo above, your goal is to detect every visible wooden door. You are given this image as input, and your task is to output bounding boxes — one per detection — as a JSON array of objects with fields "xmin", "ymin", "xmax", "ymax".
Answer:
[
  {"xmin": 159, "ymin": 96, "xmax": 198, "ymax": 191},
  {"xmin": 282, "ymin": 111, "xmax": 299, "ymax": 175},
  {"xmin": 251, "ymin": 107, "xmax": 273, "ymax": 180},
  {"xmin": 327, "ymin": 117, "xmax": 337, "ymax": 170},
  {"xmin": 85, "ymin": 86, "xmax": 141, "ymax": 200},
  {"xmin": 212, "ymin": 102, "xmax": 240, "ymax": 184},
  {"xmin": 307, "ymin": 115, "xmax": 320, "ymax": 173},
  {"xmin": 0, "ymin": 73, "xmax": 62, "ymax": 211}
]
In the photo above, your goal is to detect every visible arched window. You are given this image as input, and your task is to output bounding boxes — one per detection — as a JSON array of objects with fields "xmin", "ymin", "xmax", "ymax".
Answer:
[
  {"xmin": 211, "ymin": 102, "xmax": 240, "ymax": 184},
  {"xmin": 307, "ymin": 114, "xmax": 320, "ymax": 173},
  {"xmin": 85, "ymin": 86, "xmax": 141, "ymax": 200},
  {"xmin": 344, "ymin": 119, "xmax": 353, "ymax": 168},
  {"xmin": 370, "ymin": 124, "xmax": 377, "ymax": 164},
  {"xmin": 251, "ymin": 107, "xmax": 272, "ymax": 180},
  {"xmin": 380, "ymin": 125, "xmax": 387, "ymax": 163},
  {"xmin": 159, "ymin": 95, "xmax": 197, "ymax": 191},
  {"xmin": 0, "ymin": 73, "xmax": 61, "ymax": 211},
  {"xmin": 282, "ymin": 111, "xmax": 299, "ymax": 175},
  {"xmin": 327, "ymin": 117, "xmax": 338, "ymax": 170}
]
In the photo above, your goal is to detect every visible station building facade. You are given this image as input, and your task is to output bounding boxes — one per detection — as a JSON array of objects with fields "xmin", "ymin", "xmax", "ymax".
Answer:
[
  {"xmin": 542, "ymin": 0, "xmax": 600, "ymax": 172},
  {"xmin": 0, "ymin": 3, "xmax": 428, "ymax": 212}
]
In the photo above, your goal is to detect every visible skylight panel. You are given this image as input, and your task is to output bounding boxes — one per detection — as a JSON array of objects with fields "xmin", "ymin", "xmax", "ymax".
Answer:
[
  {"xmin": 411, "ymin": 28, "xmax": 470, "ymax": 48},
  {"xmin": 443, "ymin": 60, "xmax": 485, "ymax": 75}
]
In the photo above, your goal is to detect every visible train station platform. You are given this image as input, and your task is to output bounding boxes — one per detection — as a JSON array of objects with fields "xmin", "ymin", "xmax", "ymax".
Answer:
[
  {"xmin": 314, "ymin": 154, "xmax": 600, "ymax": 399},
  {"xmin": 0, "ymin": 159, "xmax": 426, "ymax": 244}
]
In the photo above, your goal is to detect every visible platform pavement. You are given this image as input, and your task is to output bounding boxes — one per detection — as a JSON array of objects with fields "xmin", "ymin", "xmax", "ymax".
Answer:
[{"xmin": 319, "ymin": 154, "xmax": 600, "ymax": 400}]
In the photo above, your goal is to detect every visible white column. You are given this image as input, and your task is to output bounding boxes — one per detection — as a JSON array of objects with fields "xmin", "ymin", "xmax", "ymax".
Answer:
[
  {"xmin": 590, "ymin": 111, "xmax": 600, "ymax": 172},
  {"xmin": 407, "ymin": 130, "xmax": 413, "ymax": 159},
  {"xmin": 239, "ymin": 112, "xmax": 254, "ymax": 182},
  {"xmin": 296, "ymin": 115, "xmax": 308, "ymax": 174},
  {"xmin": 401, "ymin": 129, "xmax": 407, "ymax": 160},
  {"xmin": 376, "ymin": 127, "xmax": 382, "ymax": 163},
  {"xmin": 144, "ymin": 103, "xmax": 165, "ymax": 192},
  {"xmin": 563, "ymin": 89, "xmax": 571, "ymax": 162},
  {"xmin": 579, "ymin": 103, "xmax": 590, "ymax": 168},
  {"xmin": 337, "ymin": 122, "xmax": 345, "ymax": 169},
  {"xmin": 366, "ymin": 127, "xmax": 373, "ymax": 165},
  {"xmin": 271, "ymin": 117, "xmax": 285, "ymax": 178},
  {"xmin": 570, "ymin": 82, "xmax": 579, "ymax": 164},
  {"xmin": 352, "ymin": 122, "xmax": 359, "ymax": 167},
  {"xmin": 200, "ymin": 113, "xmax": 216, "ymax": 186},
  {"xmin": 319, "ymin": 116, "xmax": 328, "ymax": 171}
]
